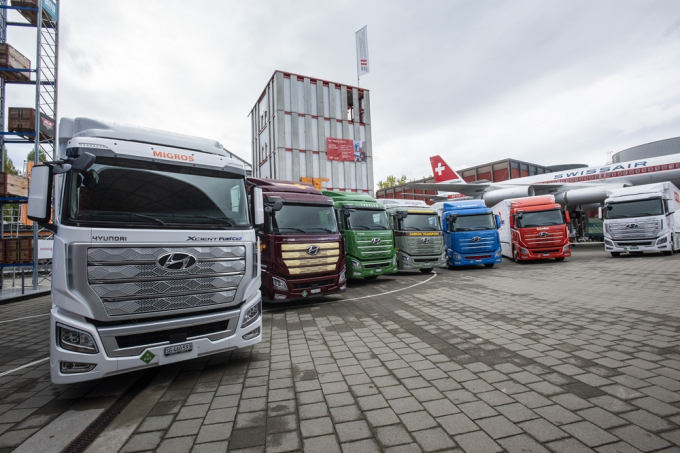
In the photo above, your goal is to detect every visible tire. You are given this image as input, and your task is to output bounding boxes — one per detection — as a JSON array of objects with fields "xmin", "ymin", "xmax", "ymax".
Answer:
[
  {"xmin": 364, "ymin": 275, "xmax": 378, "ymax": 280},
  {"xmin": 663, "ymin": 251, "xmax": 672, "ymax": 256},
  {"xmin": 484, "ymin": 263, "xmax": 494, "ymax": 268},
  {"xmin": 420, "ymin": 268, "xmax": 433, "ymax": 274},
  {"xmin": 446, "ymin": 263, "xmax": 455, "ymax": 270},
  {"xmin": 513, "ymin": 247, "xmax": 522, "ymax": 263},
  {"xmin": 610, "ymin": 252, "xmax": 620, "ymax": 257},
  {"xmin": 555, "ymin": 257, "xmax": 565, "ymax": 262}
]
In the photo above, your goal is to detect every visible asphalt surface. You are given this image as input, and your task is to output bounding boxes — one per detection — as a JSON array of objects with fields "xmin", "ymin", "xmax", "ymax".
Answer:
[{"xmin": 0, "ymin": 246, "xmax": 679, "ymax": 453}]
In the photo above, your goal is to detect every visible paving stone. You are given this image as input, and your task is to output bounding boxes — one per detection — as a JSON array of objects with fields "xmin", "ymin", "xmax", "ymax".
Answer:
[
  {"xmin": 375, "ymin": 424, "xmax": 414, "ymax": 447},
  {"xmin": 498, "ymin": 434, "xmax": 550, "ymax": 453},
  {"xmin": 518, "ymin": 418, "xmax": 568, "ymax": 442},
  {"xmin": 166, "ymin": 418, "xmax": 203, "ymax": 438},
  {"xmin": 266, "ymin": 414, "xmax": 297, "ymax": 435},
  {"xmin": 594, "ymin": 441, "xmax": 644, "ymax": 453},
  {"xmin": 389, "ymin": 396, "xmax": 425, "ymax": 414},
  {"xmin": 157, "ymin": 436, "xmax": 195, "ymax": 453},
  {"xmin": 196, "ymin": 422, "xmax": 233, "ymax": 443},
  {"xmin": 265, "ymin": 431, "xmax": 301, "ymax": 453},
  {"xmin": 412, "ymin": 427, "xmax": 456, "ymax": 452},
  {"xmin": 336, "ymin": 420, "xmax": 372, "ymax": 443},
  {"xmin": 632, "ymin": 396, "xmax": 680, "ymax": 417},
  {"xmin": 513, "ymin": 391, "xmax": 553, "ymax": 409},
  {"xmin": 621, "ymin": 409, "xmax": 675, "ymax": 433},
  {"xmin": 577, "ymin": 407, "xmax": 628, "ymax": 429},
  {"xmin": 340, "ymin": 438, "xmax": 381, "ymax": 453},
  {"xmin": 561, "ymin": 420, "xmax": 618, "ymax": 447},
  {"xmin": 496, "ymin": 403, "xmax": 539, "ymax": 423},
  {"xmin": 612, "ymin": 425, "xmax": 671, "ymax": 452},
  {"xmin": 454, "ymin": 430, "xmax": 502, "ymax": 453},
  {"xmin": 357, "ymin": 394, "xmax": 389, "ymax": 411},
  {"xmin": 330, "ymin": 404, "xmax": 362, "ymax": 423},
  {"xmin": 437, "ymin": 413, "xmax": 480, "ymax": 436},
  {"xmin": 476, "ymin": 415, "xmax": 523, "ymax": 439},
  {"xmin": 589, "ymin": 395, "xmax": 635, "ymax": 413},
  {"xmin": 399, "ymin": 410, "xmax": 438, "ymax": 431},
  {"xmin": 121, "ymin": 431, "xmax": 165, "ymax": 452},
  {"xmin": 303, "ymin": 434, "xmax": 342, "ymax": 453},
  {"xmin": 545, "ymin": 437, "xmax": 596, "ymax": 453},
  {"xmin": 365, "ymin": 408, "xmax": 400, "ymax": 427},
  {"xmin": 458, "ymin": 400, "xmax": 499, "ymax": 420},
  {"xmin": 550, "ymin": 393, "xmax": 593, "ymax": 411}
]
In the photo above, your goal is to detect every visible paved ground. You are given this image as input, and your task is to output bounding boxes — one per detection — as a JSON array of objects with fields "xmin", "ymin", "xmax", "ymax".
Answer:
[{"xmin": 0, "ymin": 246, "xmax": 679, "ymax": 452}]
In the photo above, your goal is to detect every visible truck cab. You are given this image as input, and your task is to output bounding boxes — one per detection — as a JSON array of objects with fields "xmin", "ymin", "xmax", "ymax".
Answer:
[
  {"xmin": 379, "ymin": 200, "xmax": 445, "ymax": 273},
  {"xmin": 27, "ymin": 118, "xmax": 263, "ymax": 383},
  {"xmin": 248, "ymin": 178, "xmax": 346, "ymax": 301},
  {"xmin": 441, "ymin": 200, "xmax": 502, "ymax": 268},
  {"xmin": 323, "ymin": 191, "xmax": 397, "ymax": 279},
  {"xmin": 601, "ymin": 182, "xmax": 680, "ymax": 257},
  {"xmin": 493, "ymin": 195, "xmax": 571, "ymax": 262}
]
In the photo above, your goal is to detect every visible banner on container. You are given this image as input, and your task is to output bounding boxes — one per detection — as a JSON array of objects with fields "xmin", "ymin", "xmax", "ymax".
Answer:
[
  {"xmin": 42, "ymin": 0, "xmax": 57, "ymax": 21},
  {"xmin": 326, "ymin": 138, "xmax": 366, "ymax": 162},
  {"xmin": 355, "ymin": 26, "xmax": 369, "ymax": 78},
  {"xmin": 38, "ymin": 240, "xmax": 53, "ymax": 260}
]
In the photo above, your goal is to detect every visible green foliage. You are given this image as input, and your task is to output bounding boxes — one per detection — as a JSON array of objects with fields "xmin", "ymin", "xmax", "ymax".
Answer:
[
  {"xmin": 27, "ymin": 148, "xmax": 48, "ymax": 164},
  {"xmin": 2, "ymin": 150, "xmax": 18, "ymax": 176},
  {"xmin": 377, "ymin": 174, "xmax": 409, "ymax": 189}
]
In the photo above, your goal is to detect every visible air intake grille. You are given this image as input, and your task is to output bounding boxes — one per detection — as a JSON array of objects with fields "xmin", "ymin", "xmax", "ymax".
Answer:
[{"xmin": 116, "ymin": 319, "xmax": 229, "ymax": 349}]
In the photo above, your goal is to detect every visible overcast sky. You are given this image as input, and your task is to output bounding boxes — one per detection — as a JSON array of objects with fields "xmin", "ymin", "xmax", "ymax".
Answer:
[{"xmin": 4, "ymin": 0, "xmax": 680, "ymax": 186}]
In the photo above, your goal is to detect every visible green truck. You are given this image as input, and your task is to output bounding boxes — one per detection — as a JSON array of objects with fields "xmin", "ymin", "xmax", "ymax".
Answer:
[{"xmin": 323, "ymin": 191, "xmax": 397, "ymax": 279}]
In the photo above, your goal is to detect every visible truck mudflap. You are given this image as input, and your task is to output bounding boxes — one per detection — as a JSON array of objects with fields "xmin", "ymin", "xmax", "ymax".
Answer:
[
  {"xmin": 448, "ymin": 248, "xmax": 502, "ymax": 267},
  {"xmin": 347, "ymin": 254, "xmax": 397, "ymax": 279},
  {"xmin": 398, "ymin": 252, "xmax": 446, "ymax": 270},
  {"xmin": 49, "ymin": 292, "xmax": 262, "ymax": 384},
  {"xmin": 262, "ymin": 269, "xmax": 347, "ymax": 303},
  {"xmin": 518, "ymin": 244, "xmax": 571, "ymax": 260}
]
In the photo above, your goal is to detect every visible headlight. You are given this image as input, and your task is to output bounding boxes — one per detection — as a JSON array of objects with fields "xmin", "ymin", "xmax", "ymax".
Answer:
[
  {"xmin": 242, "ymin": 327, "xmax": 260, "ymax": 341},
  {"xmin": 520, "ymin": 248, "xmax": 529, "ymax": 255},
  {"xmin": 272, "ymin": 276, "xmax": 288, "ymax": 291},
  {"xmin": 242, "ymin": 302, "xmax": 261, "ymax": 328},
  {"xmin": 392, "ymin": 255, "xmax": 397, "ymax": 266},
  {"xmin": 402, "ymin": 253, "xmax": 411, "ymax": 262},
  {"xmin": 453, "ymin": 253, "xmax": 461, "ymax": 260},
  {"xmin": 351, "ymin": 259, "xmax": 361, "ymax": 269},
  {"xmin": 604, "ymin": 239, "xmax": 613, "ymax": 246},
  {"xmin": 495, "ymin": 249, "xmax": 501, "ymax": 257},
  {"xmin": 57, "ymin": 323, "xmax": 98, "ymax": 354},
  {"xmin": 339, "ymin": 269, "xmax": 346, "ymax": 283},
  {"xmin": 563, "ymin": 244, "xmax": 570, "ymax": 252},
  {"xmin": 657, "ymin": 236, "xmax": 668, "ymax": 245}
]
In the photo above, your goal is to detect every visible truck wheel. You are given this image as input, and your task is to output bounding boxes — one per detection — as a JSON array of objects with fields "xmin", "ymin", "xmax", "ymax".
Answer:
[
  {"xmin": 484, "ymin": 263, "xmax": 494, "ymax": 268},
  {"xmin": 663, "ymin": 251, "xmax": 672, "ymax": 256},
  {"xmin": 364, "ymin": 276, "xmax": 378, "ymax": 280},
  {"xmin": 610, "ymin": 252, "xmax": 620, "ymax": 257},
  {"xmin": 513, "ymin": 248, "xmax": 522, "ymax": 263},
  {"xmin": 420, "ymin": 268, "xmax": 433, "ymax": 274},
  {"xmin": 446, "ymin": 263, "xmax": 455, "ymax": 270},
  {"xmin": 555, "ymin": 257, "xmax": 565, "ymax": 262}
]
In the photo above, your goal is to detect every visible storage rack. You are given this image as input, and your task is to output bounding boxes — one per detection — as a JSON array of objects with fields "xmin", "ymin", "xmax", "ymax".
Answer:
[{"xmin": 0, "ymin": 0, "xmax": 58, "ymax": 291}]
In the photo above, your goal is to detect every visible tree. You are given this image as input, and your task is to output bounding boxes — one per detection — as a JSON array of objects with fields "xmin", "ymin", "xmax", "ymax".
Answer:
[
  {"xmin": 26, "ymin": 148, "xmax": 48, "ymax": 164},
  {"xmin": 377, "ymin": 174, "xmax": 408, "ymax": 189},
  {"xmin": 2, "ymin": 149, "xmax": 18, "ymax": 175}
]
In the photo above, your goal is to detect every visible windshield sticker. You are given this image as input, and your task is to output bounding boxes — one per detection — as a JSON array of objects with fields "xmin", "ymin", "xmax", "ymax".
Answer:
[{"xmin": 187, "ymin": 236, "xmax": 242, "ymax": 241}]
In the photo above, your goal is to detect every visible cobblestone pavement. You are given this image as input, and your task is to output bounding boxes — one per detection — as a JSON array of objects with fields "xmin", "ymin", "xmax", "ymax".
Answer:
[{"xmin": 0, "ymin": 247, "xmax": 679, "ymax": 452}]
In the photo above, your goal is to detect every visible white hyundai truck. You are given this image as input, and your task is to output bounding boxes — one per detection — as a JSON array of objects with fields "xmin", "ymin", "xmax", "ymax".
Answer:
[
  {"xmin": 28, "ymin": 118, "xmax": 264, "ymax": 383},
  {"xmin": 601, "ymin": 182, "xmax": 680, "ymax": 257}
]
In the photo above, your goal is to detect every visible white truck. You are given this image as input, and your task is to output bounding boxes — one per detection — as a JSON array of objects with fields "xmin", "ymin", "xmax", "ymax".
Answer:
[
  {"xmin": 27, "ymin": 118, "xmax": 264, "ymax": 383},
  {"xmin": 601, "ymin": 182, "xmax": 680, "ymax": 257}
]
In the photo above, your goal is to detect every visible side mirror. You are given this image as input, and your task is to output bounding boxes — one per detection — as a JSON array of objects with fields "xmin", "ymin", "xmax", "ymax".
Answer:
[
  {"xmin": 509, "ymin": 216, "xmax": 515, "ymax": 229},
  {"xmin": 495, "ymin": 215, "xmax": 501, "ymax": 229},
  {"xmin": 71, "ymin": 152, "xmax": 96, "ymax": 172},
  {"xmin": 395, "ymin": 210, "xmax": 408, "ymax": 220},
  {"xmin": 565, "ymin": 211, "xmax": 571, "ymax": 223},
  {"xmin": 598, "ymin": 207, "xmax": 603, "ymax": 220},
  {"xmin": 516, "ymin": 212, "xmax": 524, "ymax": 220},
  {"xmin": 253, "ymin": 187, "xmax": 264, "ymax": 226},
  {"xmin": 265, "ymin": 201, "xmax": 283, "ymax": 213},
  {"xmin": 27, "ymin": 165, "xmax": 53, "ymax": 223}
]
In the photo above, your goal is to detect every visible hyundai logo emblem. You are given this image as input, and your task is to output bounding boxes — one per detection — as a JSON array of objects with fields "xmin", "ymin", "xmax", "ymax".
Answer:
[
  {"xmin": 625, "ymin": 223, "xmax": 639, "ymax": 229},
  {"xmin": 305, "ymin": 245, "xmax": 321, "ymax": 255},
  {"xmin": 157, "ymin": 252, "xmax": 197, "ymax": 271},
  {"xmin": 471, "ymin": 237, "xmax": 481, "ymax": 242},
  {"xmin": 539, "ymin": 232, "xmax": 549, "ymax": 237},
  {"xmin": 420, "ymin": 237, "xmax": 431, "ymax": 243},
  {"xmin": 372, "ymin": 238, "xmax": 382, "ymax": 245}
]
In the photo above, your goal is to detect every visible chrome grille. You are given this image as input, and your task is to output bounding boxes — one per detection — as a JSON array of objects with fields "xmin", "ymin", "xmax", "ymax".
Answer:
[
  {"xmin": 357, "ymin": 238, "xmax": 393, "ymax": 258},
  {"xmin": 523, "ymin": 231, "xmax": 564, "ymax": 247},
  {"xmin": 458, "ymin": 236, "xmax": 496, "ymax": 253},
  {"xmin": 87, "ymin": 246, "xmax": 246, "ymax": 316},
  {"xmin": 407, "ymin": 236, "xmax": 443, "ymax": 255},
  {"xmin": 609, "ymin": 219, "xmax": 659, "ymax": 240}
]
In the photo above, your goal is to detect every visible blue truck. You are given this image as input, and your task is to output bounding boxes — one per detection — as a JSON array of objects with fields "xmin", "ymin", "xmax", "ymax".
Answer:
[{"xmin": 441, "ymin": 200, "xmax": 502, "ymax": 268}]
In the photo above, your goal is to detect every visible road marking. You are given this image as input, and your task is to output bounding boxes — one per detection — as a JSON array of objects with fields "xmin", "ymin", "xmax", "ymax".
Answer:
[
  {"xmin": 0, "ymin": 313, "xmax": 50, "ymax": 324},
  {"xmin": 0, "ymin": 357, "xmax": 49, "ymax": 377},
  {"xmin": 264, "ymin": 273, "xmax": 438, "ymax": 312}
]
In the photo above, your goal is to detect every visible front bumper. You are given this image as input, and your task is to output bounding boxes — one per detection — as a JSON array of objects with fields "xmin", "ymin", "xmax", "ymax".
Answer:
[
  {"xmin": 605, "ymin": 235, "xmax": 671, "ymax": 254},
  {"xmin": 347, "ymin": 255, "xmax": 397, "ymax": 279},
  {"xmin": 519, "ymin": 244, "xmax": 571, "ymax": 260},
  {"xmin": 398, "ymin": 252, "xmax": 446, "ymax": 270},
  {"xmin": 449, "ymin": 248, "xmax": 503, "ymax": 266},
  {"xmin": 49, "ymin": 292, "xmax": 262, "ymax": 384},
  {"xmin": 262, "ymin": 270, "xmax": 346, "ymax": 303}
]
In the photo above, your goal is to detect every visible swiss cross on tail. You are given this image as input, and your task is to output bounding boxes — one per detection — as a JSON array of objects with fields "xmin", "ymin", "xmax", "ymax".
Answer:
[{"xmin": 429, "ymin": 155, "xmax": 465, "ymax": 184}]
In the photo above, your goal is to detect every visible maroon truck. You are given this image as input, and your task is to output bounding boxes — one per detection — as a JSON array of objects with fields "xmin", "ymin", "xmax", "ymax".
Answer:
[{"xmin": 248, "ymin": 178, "xmax": 346, "ymax": 302}]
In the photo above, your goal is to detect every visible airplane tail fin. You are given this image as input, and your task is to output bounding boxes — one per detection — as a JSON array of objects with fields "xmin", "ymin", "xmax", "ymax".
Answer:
[{"xmin": 430, "ymin": 155, "xmax": 465, "ymax": 184}]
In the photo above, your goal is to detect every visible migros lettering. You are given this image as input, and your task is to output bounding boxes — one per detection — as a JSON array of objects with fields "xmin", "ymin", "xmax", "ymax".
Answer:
[{"xmin": 152, "ymin": 150, "xmax": 195, "ymax": 162}]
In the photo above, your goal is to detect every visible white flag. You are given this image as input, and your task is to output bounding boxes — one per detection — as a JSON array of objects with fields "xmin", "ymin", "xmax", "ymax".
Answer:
[{"xmin": 356, "ymin": 26, "xmax": 370, "ymax": 78}]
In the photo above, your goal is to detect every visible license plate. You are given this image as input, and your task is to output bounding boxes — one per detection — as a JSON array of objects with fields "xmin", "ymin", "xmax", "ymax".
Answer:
[
  {"xmin": 376, "ymin": 269, "xmax": 382, "ymax": 272},
  {"xmin": 165, "ymin": 343, "xmax": 193, "ymax": 356},
  {"xmin": 543, "ymin": 254, "xmax": 549, "ymax": 257},
  {"xmin": 311, "ymin": 289, "xmax": 321, "ymax": 294},
  {"xmin": 630, "ymin": 246, "xmax": 638, "ymax": 250},
  {"xmin": 423, "ymin": 262, "xmax": 431, "ymax": 267}
]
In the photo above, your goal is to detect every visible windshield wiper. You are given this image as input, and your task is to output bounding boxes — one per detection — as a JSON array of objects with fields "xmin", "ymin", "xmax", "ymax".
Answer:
[
  {"xmin": 169, "ymin": 214, "xmax": 236, "ymax": 226},
  {"xmin": 402, "ymin": 227, "xmax": 422, "ymax": 231},
  {"xmin": 306, "ymin": 227, "xmax": 337, "ymax": 233},
  {"xmin": 350, "ymin": 225, "xmax": 370, "ymax": 229},
  {"xmin": 91, "ymin": 211, "xmax": 167, "ymax": 227},
  {"xmin": 277, "ymin": 227, "xmax": 307, "ymax": 233},
  {"xmin": 368, "ymin": 226, "xmax": 389, "ymax": 230}
]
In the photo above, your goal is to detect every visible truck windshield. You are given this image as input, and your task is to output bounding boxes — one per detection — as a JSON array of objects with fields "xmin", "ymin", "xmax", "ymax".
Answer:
[
  {"xmin": 605, "ymin": 198, "xmax": 663, "ymax": 219},
  {"xmin": 270, "ymin": 204, "xmax": 338, "ymax": 234},
  {"xmin": 64, "ymin": 156, "xmax": 250, "ymax": 229},
  {"xmin": 400, "ymin": 213, "xmax": 440, "ymax": 231},
  {"xmin": 347, "ymin": 209, "xmax": 389, "ymax": 230},
  {"xmin": 516, "ymin": 210, "xmax": 564, "ymax": 228},
  {"xmin": 450, "ymin": 213, "xmax": 495, "ymax": 232}
]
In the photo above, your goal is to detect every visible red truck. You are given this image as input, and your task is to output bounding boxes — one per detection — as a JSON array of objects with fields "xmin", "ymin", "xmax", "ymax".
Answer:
[
  {"xmin": 493, "ymin": 195, "xmax": 571, "ymax": 262},
  {"xmin": 248, "ymin": 178, "xmax": 346, "ymax": 302}
]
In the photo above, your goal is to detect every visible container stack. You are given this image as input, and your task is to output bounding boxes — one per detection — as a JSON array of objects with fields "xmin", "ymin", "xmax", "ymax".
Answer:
[
  {"xmin": 0, "ymin": 238, "xmax": 33, "ymax": 264},
  {"xmin": 10, "ymin": 0, "xmax": 56, "ymax": 28},
  {"xmin": 0, "ymin": 172, "xmax": 28, "ymax": 197},
  {"xmin": 8, "ymin": 107, "xmax": 55, "ymax": 141},
  {"xmin": 0, "ymin": 43, "xmax": 31, "ymax": 82}
]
